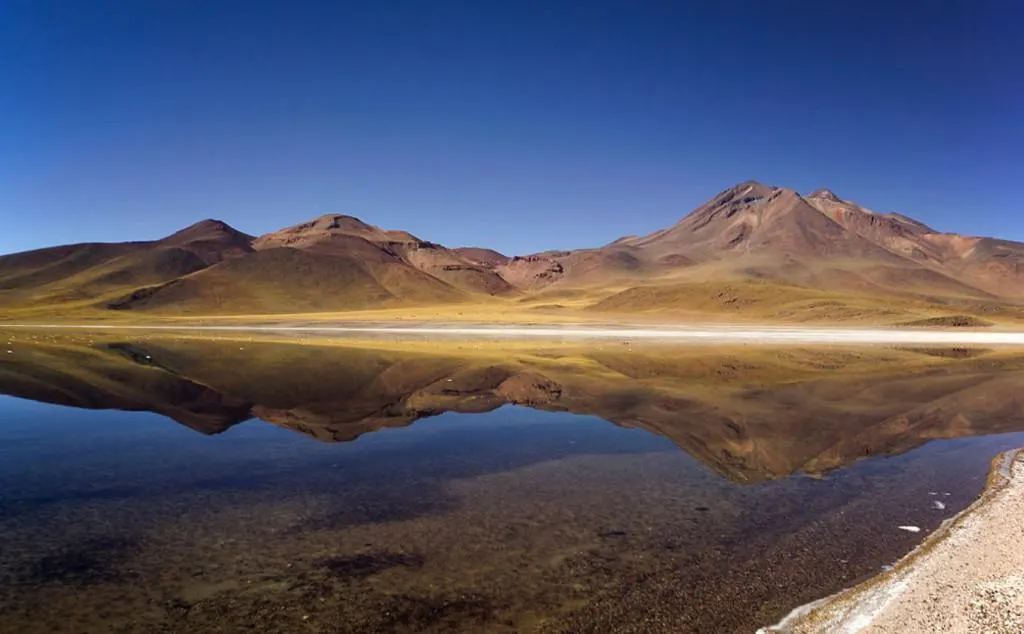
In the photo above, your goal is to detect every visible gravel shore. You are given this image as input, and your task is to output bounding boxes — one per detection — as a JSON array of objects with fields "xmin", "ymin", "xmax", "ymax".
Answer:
[{"xmin": 763, "ymin": 450, "xmax": 1024, "ymax": 633}]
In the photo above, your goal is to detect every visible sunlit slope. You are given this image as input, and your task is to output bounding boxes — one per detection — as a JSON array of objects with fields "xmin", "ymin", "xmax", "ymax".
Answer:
[
  {"xmin": 4, "ymin": 182, "xmax": 1024, "ymax": 322},
  {"xmin": 107, "ymin": 247, "xmax": 466, "ymax": 314}
]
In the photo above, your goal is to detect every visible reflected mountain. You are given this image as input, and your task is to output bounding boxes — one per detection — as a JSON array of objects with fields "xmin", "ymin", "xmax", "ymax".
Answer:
[
  {"xmin": 0, "ymin": 339, "xmax": 252, "ymax": 434},
  {"xmin": 2, "ymin": 335, "xmax": 1023, "ymax": 482}
]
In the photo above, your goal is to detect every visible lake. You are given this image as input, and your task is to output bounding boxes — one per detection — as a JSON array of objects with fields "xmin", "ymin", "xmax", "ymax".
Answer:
[{"xmin": 1, "ymin": 332, "xmax": 1023, "ymax": 633}]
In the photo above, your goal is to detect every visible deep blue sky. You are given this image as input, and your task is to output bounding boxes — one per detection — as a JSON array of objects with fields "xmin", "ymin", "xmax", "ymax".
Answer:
[{"xmin": 2, "ymin": 1, "xmax": 1022, "ymax": 256}]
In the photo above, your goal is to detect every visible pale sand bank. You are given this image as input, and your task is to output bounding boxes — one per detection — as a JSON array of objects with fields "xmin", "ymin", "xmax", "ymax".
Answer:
[
  {"xmin": 762, "ymin": 450, "xmax": 1024, "ymax": 633},
  {"xmin": 8, "ymin": 322, "xmax": 1024, "ymax": 345}
]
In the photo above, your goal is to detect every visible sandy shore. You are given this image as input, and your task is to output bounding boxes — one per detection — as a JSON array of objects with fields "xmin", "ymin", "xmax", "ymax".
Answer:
[
  {"xmin": 8, "ymin": 322, "xmax": 1024, "ymax": 345},
  {"xmin": 762, "ymin": 449, "xmax": 1024, "ymax": 633}
]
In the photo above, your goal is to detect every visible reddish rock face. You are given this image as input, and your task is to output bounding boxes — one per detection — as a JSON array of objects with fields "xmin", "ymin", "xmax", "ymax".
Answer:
[
  {"xmin": 484, "ymin": 181, "xmax": 1024, "ymax": 300},
  {"xmin": 5, "ymin": 181, "xmax": 1024, "ymax": 314}
]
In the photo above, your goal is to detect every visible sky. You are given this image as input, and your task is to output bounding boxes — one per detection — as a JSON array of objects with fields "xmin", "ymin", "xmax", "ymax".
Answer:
[{"xmin": 2, "ymin": 1, "xmax": 1022, "ymax": 256}]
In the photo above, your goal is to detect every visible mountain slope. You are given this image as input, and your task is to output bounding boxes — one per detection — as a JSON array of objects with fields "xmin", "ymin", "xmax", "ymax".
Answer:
[
  {"xmin": 255, "ymin": 214, "xmax": 515, "ymax": 297},
  {"xmin": 805, "ymin": 189, "xmax": 1024, "ymax": 296},
  {"xmin": 798, "ymin": 188, "xmax": 1024, "ymax": 297},
  {"xmin": 619, "ymin": 183, "xmax": 901, "ymax": 261},
  {"xmin": 0, "ymin": 219, "xmax": 255, "ymax": 310},
  {"xmin": 108, "ymin": 247, "xmax": 410, "ymax": 313},
  {"xmin": 501, "ymin": 182, "xmax": 998, "ymax": 304},
  {"xmin": 109, "ymin": 214, "xmax": 517, "ymax": 314},
  {"xmin": 3, "ymin": 182, "xmax": 1024, "ymax": 320},
  {"xmin": 158, "ymin": 218, "xmax": 256, "ymax": 263}
]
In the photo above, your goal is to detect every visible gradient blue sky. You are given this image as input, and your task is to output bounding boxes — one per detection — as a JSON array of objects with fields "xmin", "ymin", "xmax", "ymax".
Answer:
[{"xmin": 2, "ymin": 1, "xmax": 1022, "ymax": 256}]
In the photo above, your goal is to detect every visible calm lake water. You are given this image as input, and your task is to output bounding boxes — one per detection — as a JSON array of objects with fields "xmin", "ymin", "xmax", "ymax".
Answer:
[{"xmin": 1, "ymin": 333, "xmax": 1023, "ymax": 633}]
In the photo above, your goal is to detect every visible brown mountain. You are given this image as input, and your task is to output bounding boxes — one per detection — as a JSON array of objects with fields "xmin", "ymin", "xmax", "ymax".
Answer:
[
  {"xmin": 0, "ymin": 213, "xmax": 516, "ymax": 316},
  {"xmin": 499, "ymin": 182, "xmax": 1007, "ymax": 303},
  {"xmin": 804, "ymin": 189, "xmax": 1024, "ymax": 296},
  {"xmin": 252, "ymin": 214, "xmax": 514, "ymax": 297},
  {"xmin": 3, "ymin": 182, "xmax": 1024, "ymax": 319},
  {"xmin": 107, "ymin": 214, "xmax": 519, "ymax": 314},
  {"xmin": 0, "ymin": 219, "xmax": 255, "ymax": 311}
]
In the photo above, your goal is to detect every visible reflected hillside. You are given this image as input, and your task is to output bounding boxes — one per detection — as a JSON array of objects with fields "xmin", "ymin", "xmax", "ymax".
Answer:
[
  {"xmin": 2, "ymin": 334, "xmax": 1024, "ymax": 482},
  {"xmin": 0, "ymin": 338, "xmax": 252, "ymax": 434}
]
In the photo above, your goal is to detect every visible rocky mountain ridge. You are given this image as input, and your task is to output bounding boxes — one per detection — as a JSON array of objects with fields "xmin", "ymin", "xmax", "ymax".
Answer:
[{"xmin": 2, "ymin": 181, "xmax": 1023, "ymax": 316}]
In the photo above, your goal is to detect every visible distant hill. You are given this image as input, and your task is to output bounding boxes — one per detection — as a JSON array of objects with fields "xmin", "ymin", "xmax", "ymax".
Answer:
[
  {"xmin": 3, "ymin": 182, "xmax": 1024, "ymax": 320},
  {"xmin": 0, "ymin": 219, "xmax": 254, "ymax": 311},
  {"xmin": 495, "ymin": 182, "xmax": 1015, "ymax": 303}
]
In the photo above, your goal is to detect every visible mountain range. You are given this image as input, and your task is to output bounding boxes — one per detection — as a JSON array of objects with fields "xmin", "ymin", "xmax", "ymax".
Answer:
[{"xmin": 3, "ymin": 181, "xmax": 1024, "ymax": 322}]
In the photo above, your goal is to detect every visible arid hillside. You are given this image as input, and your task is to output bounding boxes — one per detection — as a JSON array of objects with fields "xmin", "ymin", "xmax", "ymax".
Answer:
[{"xmin": 4, "ymin": 182, "xmax": 1024, "ymax": 323}]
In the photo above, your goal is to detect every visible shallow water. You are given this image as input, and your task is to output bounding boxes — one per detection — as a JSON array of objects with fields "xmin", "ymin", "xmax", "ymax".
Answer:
[{"xmin": 1, "ymin": 334, "xmax": 1023, "ymax": 633}]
